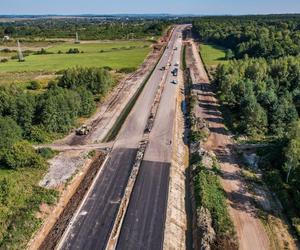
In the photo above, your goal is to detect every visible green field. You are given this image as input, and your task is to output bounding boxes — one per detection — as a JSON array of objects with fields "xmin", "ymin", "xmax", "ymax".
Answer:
[
  {"xmin": 0, "ymin": 166, "xmax": 57, "ymax": 248},
  {"xmin": 0, "ymin": 40, "xmax": 151, "ymax": 73},
  {"xmin": 199, "ymin": 43, "xmax": 227, "ymax": 67}
]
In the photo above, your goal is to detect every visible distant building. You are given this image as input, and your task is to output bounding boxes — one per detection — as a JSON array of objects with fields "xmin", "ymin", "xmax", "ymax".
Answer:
[{"xmin": 3, "ymin": 35, "xmax": 10, "ymax": 41}]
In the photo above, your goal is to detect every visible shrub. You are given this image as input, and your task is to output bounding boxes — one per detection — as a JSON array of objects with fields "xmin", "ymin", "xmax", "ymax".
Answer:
[
  {"xmin": 194, "ymin": 164, "xmax": 235, "ymax": 236},
  {"xmin": 190, "ymin": 129, "xmax": 208, "ymax": 142},
  {"xmin": 66, "ymin": 48, "xmax": 80, "ymax": 54},
  {"xmin": 0, "ymin": 178, "xmax": 10, "ymax": 205},
  {"xmin": 58, "ymin": 67, "xmax": 114, "ymax": 95},
  {"xmin": 37, "ymin": 147, "xmax": 57, "ymax": 159},
  {"xmin": 0, "ymin": 58, "xmax": 8, "ymax": 63},
  {"xmin": 27, "ymin": 80, "xmax": 41, "ymax": 90},
  {"xmin": 4, "ymin": 141, "xmax": 45, "ymax": 169},
  {"xmin": 29, "ymin": 125, "xmax": 52, "ymax": 143},
  {"xmin": 117, "ymin": 67, "xmax": 136, "ymax": 74},
  {"xmin": 34, "ymin": 48, "xmax": 53, "ymax": 55}
]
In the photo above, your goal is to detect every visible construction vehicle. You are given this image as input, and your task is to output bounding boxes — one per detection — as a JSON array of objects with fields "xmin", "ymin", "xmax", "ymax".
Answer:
[{"xmin": 75, "ymin": 125, "xmax": 91, "ymax": 135}]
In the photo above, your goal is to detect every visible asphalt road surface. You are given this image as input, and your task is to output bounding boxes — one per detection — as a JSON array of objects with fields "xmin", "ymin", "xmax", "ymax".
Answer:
[
  {"xmin": 116, "ymin": 27, "xmax": 185, "ymax": 250},
  {"xmin": 58, "ymin": 25, "xmax": 184, "ymax": 250}
]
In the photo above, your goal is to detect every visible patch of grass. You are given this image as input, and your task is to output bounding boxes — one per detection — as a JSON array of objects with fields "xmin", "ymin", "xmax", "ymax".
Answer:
[
  {"xmin": 0, "ymin": 167, "xmax": 58, "ymax": 248},
  {"xmin": 0, "ymin": 41, "xmax": 151, "ymax": 80},
  {"xmin": 193, "ymin": 163, "xmax": 235, "ymax": 237},
  {"xmin": 189, "ymin": 129, "xmax": 208, "ymax": 142},
  {"xmin": 199, "ymin": 43, "xmax": 228, "ymax": 67}
]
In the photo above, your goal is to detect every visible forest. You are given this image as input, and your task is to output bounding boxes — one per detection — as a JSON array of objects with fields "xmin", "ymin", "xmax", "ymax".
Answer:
[
  {"xmin": 193, "ymin": 15, "xmax": 300, "ymax": 59},
  {"xmin": 0, "ymin": 67, "xmax": 114, "ymax": 169},
  {"xmin": 193, "ymin": 15, "xmax": 300, "ymax": 236},
  {"xmin": 0, "ymin": 18, "xmax": 168, "ymax": 40}
]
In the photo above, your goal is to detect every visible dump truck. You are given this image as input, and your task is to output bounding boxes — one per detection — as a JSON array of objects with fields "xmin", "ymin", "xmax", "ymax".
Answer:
[{"xmin": 75, "ymin": 125, "xmax": 91, "ymax": 135}]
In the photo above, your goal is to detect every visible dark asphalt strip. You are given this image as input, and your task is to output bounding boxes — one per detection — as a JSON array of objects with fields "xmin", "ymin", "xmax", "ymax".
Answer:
[
  {"xmin": 61, "ymin": 148, "xmax": 138, "ymax": 250},
  {"xmin": 116, "ymin": 161, "xmax": 171, "ymax": 250}
]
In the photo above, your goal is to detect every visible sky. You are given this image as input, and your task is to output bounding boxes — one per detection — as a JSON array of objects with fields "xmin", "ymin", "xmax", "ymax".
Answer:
[{"xmin": 2, "ymin": 0, "xmax": 300, "ymax": 15}]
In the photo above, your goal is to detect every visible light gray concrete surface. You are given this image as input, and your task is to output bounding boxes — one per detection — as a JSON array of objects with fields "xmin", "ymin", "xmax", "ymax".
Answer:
[{"xmin": 116, "ymin": 26, "xmax": 187, "ymax": 250}]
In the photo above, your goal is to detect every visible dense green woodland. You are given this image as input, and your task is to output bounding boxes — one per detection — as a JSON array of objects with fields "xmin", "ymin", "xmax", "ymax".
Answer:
[
  {"xmin": 193, "ymin": 15, "xmax": 300, "ymax": 59},
  {"xmin": 0, "ymin": 67, "xmax": 114, "ymax": 169},
  {"xmin": 0, "ymin": 19, "xmax": 167, "ymax": 40},
  {"xmin": 193, "ymin": 15, "xmax": 300, "ymax": 236}
]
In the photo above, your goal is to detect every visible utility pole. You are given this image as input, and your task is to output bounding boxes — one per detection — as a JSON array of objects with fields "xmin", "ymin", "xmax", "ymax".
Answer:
[
  {"xmin": 75, "ymin": 32, "xmax": 80, "ymax": 44},
  {"xmin": 17, "ymin": 40, "xmax": 24, "ymax": 62}
]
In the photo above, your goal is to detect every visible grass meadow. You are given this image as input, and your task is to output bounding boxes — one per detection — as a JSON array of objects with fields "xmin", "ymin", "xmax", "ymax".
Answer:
[
  {"xmin": 199, "ymin": 43, "xmax": 228, "ymax": 67},
  {"xmin": 0, "ymin": 40, "xmax": 151, "ymax": 77}
]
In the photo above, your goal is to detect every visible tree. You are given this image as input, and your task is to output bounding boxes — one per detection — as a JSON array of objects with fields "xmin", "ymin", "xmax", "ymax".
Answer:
[
  {"xmin": 225, "ymin": 49, "xmax": 234, "ymax": 60},
  {"xmin": 58, "ymin": 67, "xmax": 114, "ymax": 95},
  {"xmin": 0, "ymin": 117, "xmax": 22, "ymax": 150},
  {"xmin": 284, "ymin": 121, "xmax": 300, "ymax": 184},
  {"xmin": 15, "ymin": 94, "xmax": 36, "ymax": 136},
  {"xmin": 77, "ymin": 87, "xmax": 96, "ymax": 117},
  {"xmin": 37, "ymin": 87, "xmax": 80, "ymax": 133},
  {"xmin": 4, "ymin": 26, "xmax": 15, "ymax": 35},
  {"xmin": 241, "ymin": 91, "xmax": 268, "ymax": 136}
]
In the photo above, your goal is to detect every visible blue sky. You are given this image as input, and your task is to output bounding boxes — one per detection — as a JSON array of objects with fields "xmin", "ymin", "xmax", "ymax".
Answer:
[{"xmin": 2, "ymin": 0, "xmax": 300, "ymax": 15}]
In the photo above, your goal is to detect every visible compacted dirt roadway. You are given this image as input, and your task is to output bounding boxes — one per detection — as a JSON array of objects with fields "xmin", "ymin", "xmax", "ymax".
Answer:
[
  {"xmin": 56, "ymin": 25, "xmax": 185, "ymax": 250},
  {"xmin": 188, "ymin": 41, "xmax": 270, "ymax": 250}
]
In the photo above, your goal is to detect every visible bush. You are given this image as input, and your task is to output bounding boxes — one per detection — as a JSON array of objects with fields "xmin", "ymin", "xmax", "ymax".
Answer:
[
  {"xmin": 1, "ymin": 48, "xmax": 14, "ymax": 53},
  {"xmin": 194, "ymin": 164, "xmax": 235, "ymax": 237},
  {"xmin": 27, "ymin": 80, "xmax": 41, "ymax": 90},
  {"xmin": 76, "ymin": 87, "xmax": 96, "ymax": 117},
  {"xmin": 4, "ymin": 141, "xmax": 45, "ymax": 169},
  {"xmin": 34, "ymin": 48, "xmax": 53, "ymax": 55},
  {"xmin": 117, "ymin": 67, "xmax": 136, "ymax": 74},
  {"xmin": 66, "ymin": 48, "xmax": 80, "ymax": 54},
  {"xmin": 190, "ymin": 129, "xmax": 208, "ymax": 142},
  {"xmin": 0, "ymin": 117, "xmax": 22, "ymax": 150},
  {"xmin": 29, "ymin": 125, "xmax": 52, "ymax": 143},
  {"xmin": 292, "ymin": 218, "xmax": 300, "ymax": 237},
  {"xmin": 0, "ymin": 178, "xmax": 10, "ymax": 205},
  {"xmin": 0, "ymin": 58, "xmax": 8, "ymax": 63},
  {"xmin": 37, "ymin": 147, "xmax": 57, "ymax": 159},
  {"xmin": 103, "ymin": 66, "xmax": 112, "ymax": 71},
  {"xmin": 58, "ymin": 67, "xmax": 114, "ymax": 95}
]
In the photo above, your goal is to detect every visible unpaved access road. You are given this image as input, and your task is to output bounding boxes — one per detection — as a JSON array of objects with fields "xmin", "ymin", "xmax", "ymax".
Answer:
[{"xmin": 187, "ymin": 41, "xmax": 271, "ymax": 250}]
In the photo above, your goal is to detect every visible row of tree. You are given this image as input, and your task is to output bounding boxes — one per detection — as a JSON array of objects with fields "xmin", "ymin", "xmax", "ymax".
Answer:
[{"xmin": 0, "ymin": 19, "xmax": 168, "ymax": 40}]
